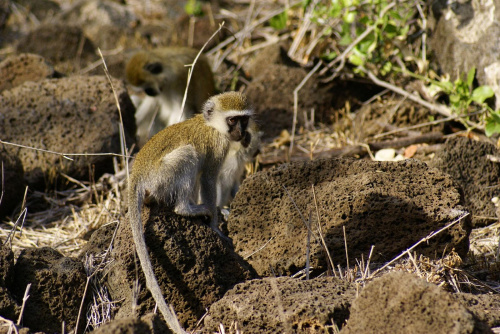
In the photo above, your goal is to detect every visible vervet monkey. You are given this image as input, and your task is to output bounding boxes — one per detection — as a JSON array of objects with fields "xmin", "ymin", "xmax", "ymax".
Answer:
[
  {"xmin": 125, "ymin": 47, "xmax": 216, "ymax": 145},
  {"xmin": 217, "ymin": 119, "xmax": 261, "ymax": 208},
  {"xmin": 128, "ymin": 92, "xmax": 253, "ymax": 333}
]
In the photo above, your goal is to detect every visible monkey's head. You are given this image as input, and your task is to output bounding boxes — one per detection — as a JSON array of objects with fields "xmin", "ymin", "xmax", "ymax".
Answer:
[
  {"xmin": 125, "ymin": 51, "xmax": 174, "ymax": 97},
  {"xmin": 202, "ymin": 92, "xmax": 253, "ymax": 143}
]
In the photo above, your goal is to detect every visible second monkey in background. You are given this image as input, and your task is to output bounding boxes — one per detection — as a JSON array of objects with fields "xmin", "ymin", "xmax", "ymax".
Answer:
[{"xmin": 126, "ymin": 47, "xmax": 216, "ymax": 145}]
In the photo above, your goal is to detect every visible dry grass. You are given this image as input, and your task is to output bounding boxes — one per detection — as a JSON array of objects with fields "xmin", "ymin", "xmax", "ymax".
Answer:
[{"xmin": 1, "ymin": 166, "xmax": 127, "ymax": 258}]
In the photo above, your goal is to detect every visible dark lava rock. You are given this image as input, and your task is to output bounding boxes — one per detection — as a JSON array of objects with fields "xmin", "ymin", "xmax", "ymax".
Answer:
[
  {"xmin": 340, "ymin": 271, "xmax": 491, "ymax": 334},
  {"xmin": 0, "ymin": 245, "xmax": 20, "ymax": 322},
  {"xmin": 16, "ymin": 23, "xmax": 96, "ymax": 72},
  {"xmin": 204, "ymin": 276, "xmax": 356, "ymax": 333},
  {"xmin": 107, "ymin": 205, "xmax": 257, "ymax": 329},
  {"xmin": 11, "ymin": 247, "xmax": 88, "ymax": 334},
  {"xmin": 0, "ymin": 148, "xmax": 25, "ymax": 219},
  {"xmin": 229, "ymin": 158, "xmax": 471, "ymax": 276},
  {"xmin": 431, "ymin": 137, "xmax": 500, "ymax": 227},
  {"xmin": 0, "ymin": 53, "xmax": 61, "ymax": 92},
  {"xmin": 0, "ymin": 75, "xmax": 136, "ymax": 190},
  {"xmin": 90, "ymin": 313, "xmax": 171, "ymax": 334}
]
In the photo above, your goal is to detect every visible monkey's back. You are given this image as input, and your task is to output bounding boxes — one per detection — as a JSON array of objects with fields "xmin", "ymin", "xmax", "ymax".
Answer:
[{"xmin": 132, "ymin": 114, "xmax": 228, "ymax": 176}]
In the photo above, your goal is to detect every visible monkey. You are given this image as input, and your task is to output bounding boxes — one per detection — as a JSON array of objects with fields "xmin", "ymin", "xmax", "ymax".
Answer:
[
  {"xmin": 127, "ymin": 92, "xmax": 253, "ymax": 333},
  {"xmin": 125, "ymin": 47, "xmax": 216, "ymax": 145},
  {"xmin": 217, "ymin": 118, "xmax": 261, "ymax": 208}
]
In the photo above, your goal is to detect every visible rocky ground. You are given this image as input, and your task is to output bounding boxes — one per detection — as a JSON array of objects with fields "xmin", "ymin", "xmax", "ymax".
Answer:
[{"xmin": 0, "ymin": 0, "xmax": 499, "ymax": 333}]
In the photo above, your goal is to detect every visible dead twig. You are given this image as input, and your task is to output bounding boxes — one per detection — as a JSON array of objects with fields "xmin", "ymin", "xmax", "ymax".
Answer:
[
  {"xmin": 290, "ymin": 61, "xmax": 323, "ymax": 156},
  {"xmin": 370, "ymin": 212, "xmax": 469, "ymax": 278}
]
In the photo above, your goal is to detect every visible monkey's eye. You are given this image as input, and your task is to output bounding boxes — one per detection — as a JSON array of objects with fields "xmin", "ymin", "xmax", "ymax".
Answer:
[
  {"xmin": 227, "ymin": 117, "xmax": 238, "ymax": 126},
  {"xmin": 145, "ymin": 62, "xmax": 163, "ymax": 75}
]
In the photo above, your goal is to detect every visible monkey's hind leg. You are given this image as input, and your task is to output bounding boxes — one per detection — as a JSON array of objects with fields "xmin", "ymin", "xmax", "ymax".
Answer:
[{"xmin": 160, "ymin": 145, "xmax": 211, "ymax": 217}]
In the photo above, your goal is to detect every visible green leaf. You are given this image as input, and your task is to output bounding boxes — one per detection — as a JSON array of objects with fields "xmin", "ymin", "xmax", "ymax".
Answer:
[
  {"xmin": 449, "ymin": 94, "xmax": 460, "ymax": 104},
  {"xmin": 349, "ymin": 53, "xmax": 365, "ymax": 66},
  {"xmin": 440, "ymin": 81, "xmax": 454, "ymax": 93},
  {"xmin": 380, "ymin": 61, "xmax": 392, "ymax": 76},
  {"xmin": 184, "ymin": 0, "xmax": 203, "ymax": 16},
  {"xmin": 471, "ymin": 86, "xmax": 495, "ymax": 104},
  {"xmin": 344, "ymin": 11, "xmax": 357, "ymax": 23},
  {"xmin": 466, "ymin": 67, "xmax": 476, "ymax": 88},
  {"xmin": 485, "ymin": 113, "xmax": 500, "ymax": 136},
  {"xmin": 269, "ymin": 11, "xmax": 288, "ymax": 30},
  {"xmin": 339, "ymin": 32, "xmax": 352, "ymax": 46}
]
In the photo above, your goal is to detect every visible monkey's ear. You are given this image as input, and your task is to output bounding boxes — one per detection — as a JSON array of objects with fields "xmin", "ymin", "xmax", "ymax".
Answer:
[
  {"xmin": 144, "ymin": 62, "xmax": 163, "ymax": 74},
  {"xmin": 202, "ymin": 100, "xmax": 215, "ymax": 120}
]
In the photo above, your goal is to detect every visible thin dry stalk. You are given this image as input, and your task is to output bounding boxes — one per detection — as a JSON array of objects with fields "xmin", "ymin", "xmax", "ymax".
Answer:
[
  {"xmin": 243, "ymin": 237, "xmax": 274, "ymax": 260},
  {"xmin": 0, "ymin": 162, "xmax": 4, "ymax": 209},
  {"xmin": 75, "ymin": 276, "xmax": 90, "ymax": 334},
  {"xmin": 97, "ymin": 48, "xmax": 130, "ymax": 175},
  {"xmin": 290, "ymin": 61, "xmax": 322, "ymax": 156},
  {"xmin": 306, "ymin": 211, "xmax": 312, "ymax": 279},
  {"xmin": 179, "ymin": 22, "xmax": 225, "ymax": 123},
  {"xmin": 343, "ymin": 225, "xmax": 349, "ymax": 270},
  {"xmin": 363, "ymin": 245, "xmax": 374, "ymax": 279},
  {"xmin": 0, "ymin": 139, "xmax": 128, "ymax": 161},
  {"xmin": 0, "ymin": 315, "xmax": 19, "ymax": 334},
  {"xmin": 311, "ymin": 184, "xmax": 337, "ymax": 277},
  {"xmin": 17, "ymin": 283, "xmax": 31, "ymax": 326},
  {"xmin": 370, "ymin": 212, "xmax": 469, "ymax": 278}
]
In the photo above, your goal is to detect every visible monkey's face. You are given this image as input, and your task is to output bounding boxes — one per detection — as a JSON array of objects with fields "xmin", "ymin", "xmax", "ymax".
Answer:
[
  {"xmin": 141, "ymin": 62, "xmax": 163, "ymax": 96},
  {"xmin": 227, "ymin": 116, "xmax": 249, "ymax": 142}
]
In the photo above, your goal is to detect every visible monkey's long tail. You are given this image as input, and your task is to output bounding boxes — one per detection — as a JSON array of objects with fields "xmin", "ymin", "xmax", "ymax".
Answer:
[{"xmin": 129, "ymin": 186, "xmax": 187, "ymax": 334}]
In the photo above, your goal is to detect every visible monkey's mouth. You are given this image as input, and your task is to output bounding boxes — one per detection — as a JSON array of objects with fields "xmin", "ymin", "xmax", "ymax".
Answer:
[{"xmin": 144, "ymin": 87, "xmax": 159, "ymax": 96}]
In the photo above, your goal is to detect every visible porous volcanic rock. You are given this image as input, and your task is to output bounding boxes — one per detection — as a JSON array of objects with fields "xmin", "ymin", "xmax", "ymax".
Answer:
[
  {"xmin": 16, "ymin": 23, "xmax": 96, "ymax": 72},
  {"xmin": 0, "ymin": 53, "xmax": 61, "ymax": 92},
  {"xmin": 0, "ymin": 75, "xmax": 136, "ymax": 189},
  {"xmin": 0, "ymin": 149, "xmax": 25, "ymax": 219},
  {"xmin": 90, "ymin": 313, "xmax": 171, "ymax": 334},
  {"xmin": 431, "ymin": 137, "xmax": 500, "ymax": 227},
  {"xmin": 340, "ymin": 271, "xmax": 492, "ymax": 334},
  {"xmin": 107, "ymin": 205, "xmax": 257, "ymax": 329},
  {"xmin": 229, "ymin": 158, "xmax": 471, "ymax": 276},
  {"xmin": 78, "ymin": 222, "xmax": 118, "ymax": 260},
  {"xmin": 454, "ymin": 292, "xmax": 500, "ymax": 329},
  {"xmin": 245, "ymin": 45, "xmax": 335, "ymax": 140},
  {"xmin": 0, "ymin": 245, "xmax": 20, "ymax": 322},
  {"xmin": 204, "ymin": 276, "xmax": 356, "ymax": 333},
  {"xmin": 11, "ymin": 247, "xmax": 88, "ymax": 334},
  {"xmin": 54, "ymin": 0, "xmax": 137, "ymax": 51},
  {"xmin": 13, "ymin": 0, "xmax": 60, "ymax": 22}
]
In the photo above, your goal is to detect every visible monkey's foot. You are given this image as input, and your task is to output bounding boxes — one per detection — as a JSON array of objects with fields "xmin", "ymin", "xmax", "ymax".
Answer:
[
  {"xmin": 174, "ymin": 204, "xmax": 211, "ymax": 217},
  {"xmin": 212, "ymin": 226, "xmax": 234, "ymax": 247}
]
